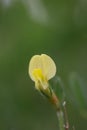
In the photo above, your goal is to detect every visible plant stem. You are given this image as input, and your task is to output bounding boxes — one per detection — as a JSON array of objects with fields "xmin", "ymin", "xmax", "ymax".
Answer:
[
  {"xmin": 57, "ymin": 109, "xmax": 65, "ymax": 130},
  {"xmin": 63, "ymin": 101, "xmax": 69, "ymax": 130},
  {"xmin": 50, "ymin": 91, "xmax": 65, "ymax": 130}
]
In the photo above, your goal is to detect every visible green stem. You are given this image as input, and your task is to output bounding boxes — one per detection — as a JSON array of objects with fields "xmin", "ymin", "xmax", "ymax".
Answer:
[{"xmin": 57, "ymin": 110, "xmax": 65, "ymax": 130}]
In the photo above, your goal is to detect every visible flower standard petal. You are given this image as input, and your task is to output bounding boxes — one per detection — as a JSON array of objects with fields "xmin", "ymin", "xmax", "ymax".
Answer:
[
  {"xmin": 29, "ymin": 55, "xmax": 42, "ymax": 81},
  {"xmin": 41, "ymin": 54, "xmax": 56, "ymax": 80},
  {"xmin": 29, "ymin": 54, "xmax": 56, "ymax": 82}
]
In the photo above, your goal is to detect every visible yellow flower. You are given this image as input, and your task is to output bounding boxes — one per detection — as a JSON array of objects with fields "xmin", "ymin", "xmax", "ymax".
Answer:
[{"xmin": 28, "ymin": 54, "xmax": 56, "ymax": 91}]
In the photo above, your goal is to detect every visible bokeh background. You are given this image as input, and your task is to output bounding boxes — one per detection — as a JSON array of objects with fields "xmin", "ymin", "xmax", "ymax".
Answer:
[{"xmin": 0, "ymin": 0, "xmax": 87, "ymax": 130}]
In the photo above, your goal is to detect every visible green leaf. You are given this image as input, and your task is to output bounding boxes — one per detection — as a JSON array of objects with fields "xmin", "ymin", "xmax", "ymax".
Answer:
[
  {"xmin": 68, "ymin": 72, "xmax": 87, "ymax": 110},
  {"xmin": 49, "ymin": 76, "xmax": 65, "ymax": 102}
]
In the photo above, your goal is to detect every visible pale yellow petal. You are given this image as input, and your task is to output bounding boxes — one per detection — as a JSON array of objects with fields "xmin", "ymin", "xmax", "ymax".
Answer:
[
  {"xmin": 29, "ymin": 55, "xmax": 42, "ymax": 81},
  {"xmin": 41, "ymin": 54, "xmax": 56, "ymax": 80},
  {"xmin": 29, "ymin": 54, "xmax": 56, "ymax": 81}
]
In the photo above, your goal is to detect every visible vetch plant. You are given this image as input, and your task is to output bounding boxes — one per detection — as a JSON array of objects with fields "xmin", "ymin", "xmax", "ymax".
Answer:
[{"xmin": 28, "ymin": 54, "xmax": 69, "ymax": 130}]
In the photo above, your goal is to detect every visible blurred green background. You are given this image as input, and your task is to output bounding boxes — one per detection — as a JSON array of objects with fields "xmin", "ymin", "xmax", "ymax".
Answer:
[{"xmin": 0, "ymin": 0, "xmax": 87, "ymax": 130}]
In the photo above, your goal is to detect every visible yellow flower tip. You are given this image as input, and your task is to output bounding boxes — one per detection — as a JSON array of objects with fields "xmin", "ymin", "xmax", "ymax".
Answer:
[
  {"xmin": 32, "ymin": 68, "xmax": 48, "ymax": 90},
  {"xmin": 28, "ymin": 54, "xmax": 56, "ymax": 89},
  {"xmin": 32, "ymin": 68, "xmax": 46, "ymax": 82}
]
